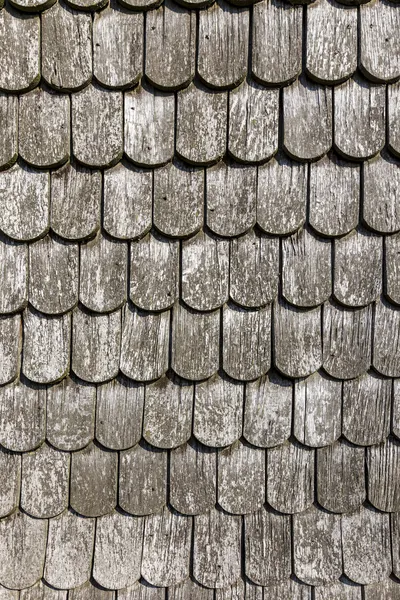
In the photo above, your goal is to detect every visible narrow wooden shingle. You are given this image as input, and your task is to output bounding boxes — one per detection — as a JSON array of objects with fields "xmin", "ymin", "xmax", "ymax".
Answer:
[
  {"xmin": 176, "ymin": 83, "xmax": 227, "ymax": 165},
  {"xmin": 0, "ymin": 95, "xmax": 17, "ymax": 169},
  {"xmin": 306, "ymin": 0, "xmax": 357, "ymax": 84},
  {"xmin": 309, "ymin": 154, "xmax": 359, "ymax": 237},
  {"xmin": 46, "ymin": 378, "xmax": 95, "ymax": 451},
  {"xmin": 29, "ymin": 235, "xmax": 78, "ymax": 315},
  {"xmin": 322, "ymin": 301, "xmax": 372, "ymax": 379},
  {"xmin": 266, "ymin": 441, "xmax": 314, "ymax": 513},
  {"xmin": 120, "ymin": 306, "xmax": 169, "ymax": 382},
  {"xmin": 0, "ymin": 450, "xmax": 20, "ymax": 518},
  {"xmin": 245, "ymin": 508, "xmax": 291, "ymax": 585},
  {"xmin": 0, "ymin": 239, "xmax": 27, "ymax": 314},
  {"xmin": 70, "ymin": 442, "xmax": 117, "ymax": 517},
  {"xmin": 0, "ymin": 164, "xmax": 49, "ymax": 242},
  {"xmin": 373, "ymin": 299, "xmax": 400, "ymax": 376},
  {"xmin": 364, "ymin": 153, "xmax": 400, "ymax": 233},
  {"xmin": 0, "ymin": 380, "xmax": 45, "ymax": 452},
  {"xmin": 93, "ymin": 6, "xmax": 143, "ymax": 89},
  {"xmin": 41, "ymin": 3, "xmax": 92, "ymax": 92},
  {"xmin": 144, "ymin": 375, "xmax": 193, "ymax": 448},
  {"xmin": 194, "ymin": 373, "xmax": 243, "ymax": 447},
  {"xmin": 0, "ymin": 8, "xmax": 39, "ymax": 92},
  {"xmin": 93, "ymin": 512, "xmax": 144, "ymax": 589},
  {"xmin": 283, "ymin": 77, "xmax": 332, "ymax": 161},
  {"xmin": 23, "ymin": 309, "xmax": 70, "ymax": 384},
  {"xmin": 0, "ymin": 315, "xmax": 20, "ymax": 386},
  {"xmin": 125, "ymin": 86, "xmax": 174, "ymax": 167},
  {"xmin": 389, "ymin": 82, "xmax": 400, "ymax": 157},
  {"xmin": 51, "ymin": 163, "xmax": 101, "ymax": 241},
  {"xmin": 146, "ymin": 0, "xmax": 195, "ymax": 91},
  {"xmin": 44, "ymin": 510, "xmax": 95, "ymax": 589},
  {"xmin": 198, "ymin": 0, "xmax": 249, "ymax": 89},
  {"xmin": 274, "ymin": 301, "xmax": 322, "ymax": 378},
  {"xmin": 207, "ymin": 161, "xmax": 257, "ymax": 237},
  {"xmin": 72, "ymin": 84, "xmax": 123, "ymax": 168},
  {"xmin": 334, "ymin": 77, "xmax": 385, "ymax": 160},
  {"xmin": 194, "ymin": 508, "xmax": 241, "ymax": 588},
  {"xmin": 96, "ymin": 379, "xmax": 144, "ymax": 450},
  {"xmin": 0, "ymin": 511, "xmax": 47, "ymax": 589},
  {"xmin": 21, "ymin": 443, "xmax": 69, "ymax": 519},
  {"xmin": 103, "ymin": 163, "xmax": 152, "ymax": 240},
  {"xmin": 141, "ymin": 507, "xmax": 192, "ymax": 586},
  {"xmin": 252, "ymin": 0, "xmax": 302, "ymax": 85},
  {"xmin": 153, "ymin": 161, "xmax": 204, "ymax": 238},
  {"xmin": 228, "ymin": 80, "xmax": 279, "ymax": 164},
  {"xmin": 386, "ymin": 233, "xmax": 400, "ymax": 304},
  {"xmin": 257, "ymin": 156, "xmax": 307, "ymax": 235},
  {"xmin": 368, "ymin": 438, "xmax": 400, "ymax": 512},
  {"xmin": 182, "ymin": 230, "xmax": 229, "ymax": 311},
  {"xmin": 294, "ymin": 372, "xmax": 342, "ymax": 447},
  {"xmin": 119, "ymin": 443, "xmax": 167, "ymax": 515},
  {"xmin": 223, "ymin": 304, "xmax": 271, "ymax": 381},
  {"xmin": 391, "ymin": 512, "xmax": 400, "ymax": 579}
]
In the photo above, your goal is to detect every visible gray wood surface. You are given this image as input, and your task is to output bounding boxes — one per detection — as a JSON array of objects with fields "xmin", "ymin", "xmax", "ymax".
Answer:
[
  {"xmin": 118, "ymin": 583, "xmax": 164, "ymax": 600},
  {"xmin": 0, "ymin": 380, "xmax": 45, "ymax": 452},
  {"xmin": 373, "ymin": 299, "xmax": 400, "ymax": 376},
  {"xmin": 368, "ymin": 438, "xmax": 400, "ymax": 512},
  {"xmin": 391, "ymin": 511, "xmax": 400, "ymax": 580},
  {"xmin": 263, "ymin": 580, "xmax": 312, "ymax": 600},
  {"xmin": 0, "ymin": 450, "xmax": 20, "ymax": 518},
  {"xmin": 68, "ymin": 583, "xmax": 114, "ymax": 600},
  {"xmin": 386, "ymin": 233, "xmax": 400, "ymax": 304},
  {"xmin": 20, "ymin": 581, "xmax": 66, "ymax": 600},
  {"xmin": 364, "ymin": 153, "xmax": 400, "ymax": 233},
  {"xmin": 315, "ymin": 582, "xmax": 362, "ymax": 600},
  {"xmin": 0, "ymin": 315, "xmax": 20, "ymax": 385},
  {"xmin": 364, "ymin": 579, "xmax": 400, "ymax": 600},
  {"xmin": 389, "ymin": 81, "xmax": 400, "ymax": 157},
  {"xmin": 10, "ymin": 0, "xmax": 56, "ymax": 10},
  {"xmin": 0, "ymin": 95, "xmax": 17, "ymax": 169},
  {"xmin": 0, "ymin": 239, "xmax": 27, "ymax": 314},
  {"xmin": 169, "ymin": 580, "xmax": 213, "ymax": 600}
]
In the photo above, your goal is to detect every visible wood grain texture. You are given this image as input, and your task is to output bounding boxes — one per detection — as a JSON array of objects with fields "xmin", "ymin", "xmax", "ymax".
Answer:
[
  {"xmin": 343, "ymin": 372, "xmax": 391, "ymax": 445},
  {"xmin": 182, "ymin": 230, "xmax": 229, "ymax": 311},
  {"xmin": 315, "ymin": 582, "xmax": 362, "ymax": 600},
  {"xmin": 266, "ymin": 441, "xmax": 314, "ymax": 513},
  {"xmin": 44, "ymin": 510, "xmax": 95, "ymax": 589},
  {"xmin": 0, "ymin": 380, "xmax": 45, "ymax": 452},
  {"xmin": 223, "ymin": 304, "xmax": 271, "ymax": 381},
  {"xmin": 218, "ymin": 440, "xmax": 265, "ymax": 513},
  {"xmin": 257, "ymin": 156, "xmax": 307, "ymax": 235},
  {"xmin": 153, "ymin": 161, "xmax": 204, "ymax": 238},
  {"xmin": 194, "ymin": 508, "xmax": 241, "ymax": 588},
  {"xmin": 207, "ymin": 161, "xmax": 257, "ymax": 237},
  {"xmin": 93, "ymin": 512, "xmax": 144, "ymax": 589},
  {"xmin": 46, "ymin": 378, "xmax": 95, "ymax": 451},
  {"xmin": 306, "ymin": 0, "xmax": 357, "ymax": 83},
  {"xmin": 141, "ymin": 507, "xmax": 191, "ymax": 586},
  {"xmin": 373, "ymin": 299, "xmax": 400, "ymax": 376},
  {"xmin": 21, "ymin": 443, "xmax": 69, "ymax": 519},
  {"xmin": 386, "ymin": 233, "xmax": 400, "ymax": 304},
  {"xmin": 20, "ymin": 581, "xmax": 67, "ymax": 600},
  {"xmin": 364, "ymin": 153, "xmax": 400, "ymax": 233},
  {"xmin": 120, "ymin": 306, "xmax": 169, "ymax": 382},
  {"xmin": 245, "ymin": 508, "xmax": 291, "ymax": 585},
  {"xmin": 170, "ymin": 440, "xmax": 217, "ymax": 514},
  {"xmin": 29, "ymin": 235, "xmax": 78, "ymax": 315},
  {"xmin": 0, "ymin": 511, "xmax": 47, "ymax": 589},
  {"xmin": 144, "ymin": 375, "xmax": 193, "ymax": 448},
  {"xmin": 0, "ymin": 450, "xmax": 20, "ymax": 518},
  {"xmin": 10, "ymin": 0, "xmax": 56, "ymax": 10},
  {"xmin": 198, "ymin": 0, "xmax": 249, "ymax": 89},
  {"xmin": 0, "ymin": 587, "xmax": 19, "ymax": 600},
  {"xmin": 391, "ymin": 511, "xmax": 400, "ymax": 579},
  {"xmin": 68, "ymin": 583, "xmax": 113, "ymax": 600},
  {"xmin": 51, "ymin": 162, "xmax": 101, "ymax": 241},
  {"xmin": 194, "ymin": 373, "xmax": 243, "ymax": 447},
  {"xmin": 176, "ymin": 83, "xmax": 227, "ymax": 165},
  {"xmin": 23, "ymin": 309, "xmax": 70, "ymax": 384},
  {"xmin": 364, "ymin": 579, "xmax": 400, "ymax": 600},
  {"xmin": 244, "ymin": 372, "xmax": 291, "ymax": 447},
  {"xmin": 252, "ymin": 0, "xmax": 302, "ymax": 85},
  {"xmin": 146, "ymin": 0, "xmax": 195, "ymax": 90},
  {"xmin": 119, "ymin": 443, "xmax": 167, "ymax": 515},
  {"xmin": 42, "ymin": 2, "xmax": 92, "ymax": 92},
  {"xmin": 262, "ymin": 580, "xmax": 312, "ymax": 600},
  {"xmin": 72, "ymin": 85, "xmax": 123, "ymax": 168},
  {"xmin": 309, "ymin": 154, "xmax": 359, "ymax": 237},
  {"xmin": 322, "ymin": 301, "xmax": 372, "ymax": 379},
  {"xmin": 169, "ymin": 580, "xmax": 213, "ymax": 600},
  {"xmin": 282, "ymin": 227, "xmax": 331, "ymax": 307},
  {"xmin": 274, "ymin": 301, "xmax": 322, "ymax": 378},
  {"xmin": 0, "ymin": 95, "xmax": 17, "ymax": 169},
  {"xmin": 342, "ymin": 506, "xmax": 391, "ymax": 584},
  {"xmin": 80, "ymin": 233, "xmax": 127, "ymax": 313},
  {"xmin": 229, "ymin": 80, "xmax": 279, "ymax": 163},
  {"xmin": 70, "ymin": 442, "xmax": 117, "ymax": 517},
  {"xmin": 0, "ymin": 315, "xmax": 20, "ymax": 385},
  {"xmin": 360, "ymin": 0, "xmax": 400, "ymax": 83},
  {"xmin": 0, "ymin": 239, "xmax": 27, "ymax": 314},
  {"xmin": 389, "ymin": 81, "xmax": 400, "ymax": 157},
  {"xmin": 65, "ymin": 0, "xmax": 107, "ymax": 11},
  {"xmin": 130, "ymin": 233, "xmax": 179, "ymax": 311},
  {"xmin": 0, "ymin": 8, "xmax": 40, "ymax": 92},
  {"xmin": 0, "ymin": 164, "xmax": 49, "ymax": 242},
  {"xmin": 294, "ymin": 371, "xmax": 342, "ymax": 447},
  {"xmin": 172, "ymin": 303, "xmax": 220, "ymax": 380},
  {"xmin": 393, "ymin": 379, "xmax": 400, "ymax": 441},
  {"xmin": 96, "ymin": 379, "xmax": 144, "ymax": 450},
  {"xmin": 72, "ymin": 309, "xmax": 121, "ymax": 383},
  {"xmin": 368, "ymin": 438, "xmax": 400, "ymax": 511},
  {"xmin": 93, "ymin": 6, "xmax": 143, "ymax": 89},
  {"xmin": 124, "ymin": 86, "xmax": 174, "ymax": 167},
  {"xmin": 283, "ymin": 77, "xmax": 332, "ymax": 160},
  {"xmin": 118, "ymin": 583, "xmax": 164, "ymax": 600},
  {"xmin": 118, "ymin": 0, "xmax": 161, "ymax": 11},
  {"xmin": 103, "ymin": 162, "xmax": 152, "ymax": 240},
  {"xmin": 230, "ymin": 230, "xmax": 278, "ymax": 308},
  {"xmin": 334, "ymin": 77, "xmax": 385, "ymax": 160}
]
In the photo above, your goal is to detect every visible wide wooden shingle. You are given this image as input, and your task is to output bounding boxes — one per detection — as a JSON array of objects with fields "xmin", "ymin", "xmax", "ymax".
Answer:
[
  {"xmin": 0, "ymin": 380, "xmax": 45, "ymax": 452},
  {"xmin": 364, "ymin": 153, "xmax": 400, "ymax": 233},
  {"xmin": 373, "ymin": 299, "xmax": 400, "ymax": 377},
  {"xmin": 368, "ymin": 438, "xmax": 400, "ymax": 512}
]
